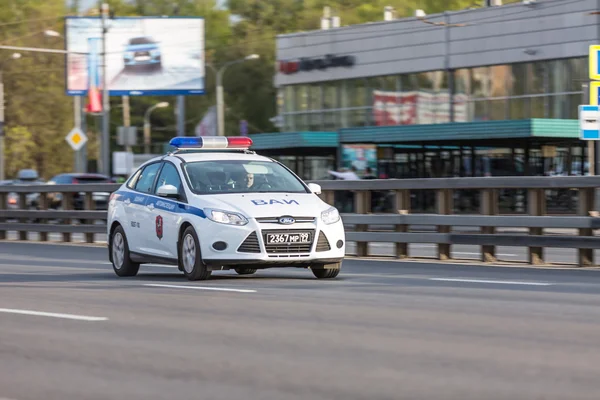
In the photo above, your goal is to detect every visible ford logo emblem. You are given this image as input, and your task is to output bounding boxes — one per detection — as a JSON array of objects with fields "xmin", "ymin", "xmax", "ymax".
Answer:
[{"xmin": 278, "ymin": 216, "xmax": 295, "ymax": 225}]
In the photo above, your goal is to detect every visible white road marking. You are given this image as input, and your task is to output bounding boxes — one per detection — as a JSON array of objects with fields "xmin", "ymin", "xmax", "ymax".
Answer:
[
  {"xmin": 143, "ymin": 284, "xmax": 257, "ymax": 293},
  {"xmin": 452, "ymin": 252, "xmax": 518, "ymax": 257},
  {"xmin": 429, "ymin": 278, "xmax": 553, "ymax": 286},
  {"xmin": 0, "ymin": 308, "xmax": 108, "ymax": 321}
]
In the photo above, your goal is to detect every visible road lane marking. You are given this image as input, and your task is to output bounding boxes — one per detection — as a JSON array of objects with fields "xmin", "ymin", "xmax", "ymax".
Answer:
[
  {"xmin": 428, "ymin": 278, "xmax": 553, "ymax": 286},
  {"xmin": 452, "ymin": 252, "xmax": 518, "ymax": 257},
  {"xmin": 143, "ymin": 284, "xmax": 257, "ymax": 293},
  {"xmin": 0, "ymin": 308, "xmax": 108, "ymax": 321}
]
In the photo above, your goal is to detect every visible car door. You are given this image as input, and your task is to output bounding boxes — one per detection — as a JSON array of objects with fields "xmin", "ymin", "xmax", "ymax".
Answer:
[
  {"xmin": 145, "ymin": 161, "xmax": 186, "ymax": 259},
  {"xmin": 127, "ymin": 161, "xmax": 162, "ymax": 254}
]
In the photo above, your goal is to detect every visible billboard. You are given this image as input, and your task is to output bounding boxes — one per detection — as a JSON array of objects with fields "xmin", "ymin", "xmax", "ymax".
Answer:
[
  {"xmin": 65, "ymin": 16, "xmax": 205, "ymax": 96},
  {"xmin": 341, "ymin": 144, "xmax": 377, "ymax": 176},
  {"xmin": 372, "ymin": 90, "xmax": 469, "ymax": 125}
]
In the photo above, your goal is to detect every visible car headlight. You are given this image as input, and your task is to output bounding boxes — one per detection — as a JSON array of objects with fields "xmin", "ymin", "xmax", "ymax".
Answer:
[
  {"xmin": 205, "ymin": 208, "xmax": 248, "ymax": 226},
  {"xmin": 150, "ymin": 49, "xmax": 160, "ymax": 56},
  {"xmin": 321, "ymin": 207, "xmax": 340, "ymax": 225},
  {"xmin": 125, "ymin": 51, "xmax": 134, "ymax": 58}
]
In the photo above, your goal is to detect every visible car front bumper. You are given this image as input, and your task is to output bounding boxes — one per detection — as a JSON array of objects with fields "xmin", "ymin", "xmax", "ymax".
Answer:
[{"xmin": 199, "ymin": 217, "xmax": 346, "ymax": 268}]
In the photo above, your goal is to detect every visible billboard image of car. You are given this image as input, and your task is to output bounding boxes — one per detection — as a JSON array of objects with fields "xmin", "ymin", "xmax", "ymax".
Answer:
[
  {"xmin": 123, "ymin": 36, "xmax": 162, "ymax": 71},
  {"xmin": 65, "ymin": 16, "xmax": 204, "ymax": 96}
]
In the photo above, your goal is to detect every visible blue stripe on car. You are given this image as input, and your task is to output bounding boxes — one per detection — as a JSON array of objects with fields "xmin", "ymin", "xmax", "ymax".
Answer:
[{"xmin": 114, "ymin": 190, "xmax": 206, "ymax": 218}]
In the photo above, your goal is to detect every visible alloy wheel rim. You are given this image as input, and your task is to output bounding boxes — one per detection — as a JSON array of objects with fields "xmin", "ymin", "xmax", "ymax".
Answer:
[
  {"xmin": 183, "ymin": 234, "xmax": 196, "ymax": 273},
  {"xmin": 112, "ymin": 232, "xmax": 125, "ymax": 269}
]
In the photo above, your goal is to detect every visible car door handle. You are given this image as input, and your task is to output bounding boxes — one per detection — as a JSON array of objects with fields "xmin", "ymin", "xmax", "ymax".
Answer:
[
  {"xmin": 147, "ymin": 203, "xmax": 155, "ymax": 210},
  {"xmin": 124, "ymin": 199, "xmax": 131, "ymax": 205}
]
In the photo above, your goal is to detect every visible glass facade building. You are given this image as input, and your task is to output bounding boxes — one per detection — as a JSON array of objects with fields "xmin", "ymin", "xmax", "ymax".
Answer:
[{"xmin": 278, "ymin": 58, "xmax": 587, "ymax": 132}]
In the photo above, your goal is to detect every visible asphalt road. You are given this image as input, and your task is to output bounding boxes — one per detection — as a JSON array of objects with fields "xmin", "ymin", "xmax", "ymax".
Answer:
[{"xmin": 2, "ymin": 241, "xmax": 600, "ymax": 400}]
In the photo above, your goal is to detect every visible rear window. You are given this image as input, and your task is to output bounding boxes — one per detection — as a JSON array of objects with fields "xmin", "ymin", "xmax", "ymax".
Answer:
[{"xmin": 75, "ymin": 176, "xmax": 111, "ymax": 184}]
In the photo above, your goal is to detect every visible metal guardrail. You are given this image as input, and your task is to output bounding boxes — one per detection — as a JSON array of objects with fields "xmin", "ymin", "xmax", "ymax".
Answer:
[{"xmin": 0, "ymin": 177, "xmax": 599, "ymax": 266}]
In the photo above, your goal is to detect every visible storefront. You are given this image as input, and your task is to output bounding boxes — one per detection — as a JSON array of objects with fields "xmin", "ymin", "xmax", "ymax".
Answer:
[{"xmin": 272, "ymin": 0, "xmax": 597, "ymax": 178}]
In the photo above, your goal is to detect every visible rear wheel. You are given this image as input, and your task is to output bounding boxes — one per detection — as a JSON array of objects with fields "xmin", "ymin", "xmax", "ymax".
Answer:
[
  {"xmin": 111, "ymin": 225, "xmax": 140, "ymax": 277},
  {"xmin": 180, "ymin": 226, "xmax": 211, "ymax": 281},
  {"xmin": 235, "ymin": 268, "xmax": 257, "ymax": 275},
  {"xmin": 311, "ymin": 261, "xmax": 341, "ymax": 279}
]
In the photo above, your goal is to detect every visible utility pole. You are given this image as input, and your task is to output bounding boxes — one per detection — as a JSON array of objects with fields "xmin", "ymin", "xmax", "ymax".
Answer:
[
  {"xmin": 122, "ymin": 95, "xmax": 132, "ymax": 152},
  {"xmin": 100, "ymin": 2, "xmax": 110, "ymax": 176},
  {"xmin": 74, "ymin": 96, "xmax": 83, "ymax": 172},
  {"xmin": 583, "ymin": 83, "xmax": 594, "ymax": 176},
  {"xmin": 177, "ymin": 96, "xmax": 185, "ymax": 136},
  {"xmin": 216, "ymin": 70, "xmax": 225, "ymax": 136},
  {"xmin": 0, "ymin": 71, "xmax": 4, "ymax": 181}
]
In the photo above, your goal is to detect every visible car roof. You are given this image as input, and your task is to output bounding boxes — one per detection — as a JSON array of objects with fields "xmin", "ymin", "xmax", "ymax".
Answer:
[{"xmin": 173, "ymin": 151, "xmax": 274, "ymax": 163}]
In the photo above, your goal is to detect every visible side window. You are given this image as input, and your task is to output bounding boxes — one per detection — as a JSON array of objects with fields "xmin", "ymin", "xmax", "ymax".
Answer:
[
  {"xmin": 126, "ymin": 169, "xmax": 142, "ymax": 189},
  {"xmin": 154, "ymin": 163, "xmax": 183, "ymax": 196},
  {"xmin": 134, "ymin": 163, "xmax": 161, "ymax": 193}
]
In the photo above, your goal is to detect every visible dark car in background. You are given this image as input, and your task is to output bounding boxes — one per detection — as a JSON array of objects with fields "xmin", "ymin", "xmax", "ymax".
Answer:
[
  {"xmin": 5, "ymin": 169, "xmax": 44, "ymax": 210},
  {"xmin": 47, "ymin": 173, "xmax": 114, "ymax": 210}
]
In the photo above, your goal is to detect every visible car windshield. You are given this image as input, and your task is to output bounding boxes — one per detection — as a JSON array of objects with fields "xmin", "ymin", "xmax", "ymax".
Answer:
[
  {"xmin": 183, "ymin": 160, "xmax": 308, "ymax": 195},
  {"xmin": 129, "ymin": 37, "xmax": 154, "ymax": 45}
]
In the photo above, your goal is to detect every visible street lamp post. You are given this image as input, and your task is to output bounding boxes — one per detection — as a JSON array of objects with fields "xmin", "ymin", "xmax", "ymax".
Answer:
[
  {"xmin": 101, "ymin": 2, "xmax": 110, "ymax": 176},
  {"xmin": 143, "ymin": 102, "xmax": 169, "ymax": 154},
  {"xmin": 214, "ymin": 54, "xmax": 260, "ymax": 136}
]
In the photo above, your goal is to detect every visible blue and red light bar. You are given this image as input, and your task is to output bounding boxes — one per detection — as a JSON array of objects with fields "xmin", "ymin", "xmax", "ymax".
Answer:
[{"xmin": 169, "ymin": 136, "xmax": 253, "ymax": 150}]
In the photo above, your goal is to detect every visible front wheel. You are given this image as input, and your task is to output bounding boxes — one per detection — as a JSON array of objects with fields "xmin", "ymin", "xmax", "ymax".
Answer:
[
  {"xmin": 111, "ymin": 225, "xmax": 140, "ymax": 277},
  {"xmin": 180, "ymin": 226, "xmax": 211, "ymax": 281},
  {"xmin": 311, "ymin": 261, "xmax": 341, "ymax": 279}
]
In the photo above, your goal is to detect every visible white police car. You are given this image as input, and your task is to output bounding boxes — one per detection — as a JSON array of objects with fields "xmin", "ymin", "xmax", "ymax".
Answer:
[{"xmin": 107, "ymin": 136, "xmax": 345, "ymax": 281}]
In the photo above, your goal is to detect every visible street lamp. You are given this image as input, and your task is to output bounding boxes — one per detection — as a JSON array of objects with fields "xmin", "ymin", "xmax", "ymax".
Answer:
[
  {"xmin": 144, "ymin": 102, "xmax": 169, "ymax": 154},
  {"xmin": 212, "ymin": 54, "xmax": 260, "ymax": 136},
  {"xmin": 43, "ymin": 30, "xmax": 61, "ymax": 38}
]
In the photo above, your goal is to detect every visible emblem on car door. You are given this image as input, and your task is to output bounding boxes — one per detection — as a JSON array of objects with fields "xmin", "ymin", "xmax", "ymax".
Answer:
[
  {"xmin": 156, "ymin": 215, "xmax": 163, "ymax": 240},
  {"xmin": 278, "ymin": 216, "xmax": 295, "ymax": 225}
]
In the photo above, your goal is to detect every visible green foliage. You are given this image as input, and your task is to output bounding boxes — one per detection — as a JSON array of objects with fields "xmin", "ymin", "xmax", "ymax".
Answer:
[{"xmin": 1, "ymin": 0, "xmax": 492, "ymax": 178}]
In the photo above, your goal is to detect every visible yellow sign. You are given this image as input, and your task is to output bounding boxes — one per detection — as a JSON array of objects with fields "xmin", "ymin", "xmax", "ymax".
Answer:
[
  {"xmin": 590, "ymin": 81, "xmax": 600, "ymax": 106},
  {"xmin": 65, "ymin": 127, "xmax": 88, "ymax": 151},
  {"xmin": 590, "ymin": 45, "xmax": 600, "ymax": 81}
]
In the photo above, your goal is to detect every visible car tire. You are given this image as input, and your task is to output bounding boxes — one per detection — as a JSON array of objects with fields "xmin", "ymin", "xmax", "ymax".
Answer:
[
  {"xmin": 180, "ymin": 226, "xmax": 211, "ymax": 281},
  {"xmin": 234, "ymin": 268, "xmax": 257, "ymax": 275},
  {"xmin": 311, "ymin": 261, "xmax": 341, "ymax": 279},
  {"xmin": 111, "ymin": 225, "xmax": 140, "ymax": 277}
]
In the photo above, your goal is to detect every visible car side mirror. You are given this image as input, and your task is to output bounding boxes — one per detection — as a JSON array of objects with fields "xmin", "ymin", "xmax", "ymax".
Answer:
[
  {"xmin": 307, "ymin": 183, "xmax": 321, "ymax": 195},
  {"xmin": 157, "ymin": 184, "xmax": 179, "ymax": 199}
]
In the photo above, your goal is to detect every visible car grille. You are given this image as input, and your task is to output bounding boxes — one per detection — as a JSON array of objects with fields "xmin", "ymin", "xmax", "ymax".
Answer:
[
  {"xmin": 237, "ymin": 231, "xmax": 261, "ymax": 253},
  {"xmin": 315, "ymin": 231, "xmax": 331, "ymax": 252},
  {"xmin": 135, "ymin": 51, "xmax": 149, "ymax": 57},
  {"xmin": 255, "ymin": 216, "xmax": 316, "ymax": 224},
  {"xmin": 262, "ymin": 229, "xmax": 315, "ymax": 255}
]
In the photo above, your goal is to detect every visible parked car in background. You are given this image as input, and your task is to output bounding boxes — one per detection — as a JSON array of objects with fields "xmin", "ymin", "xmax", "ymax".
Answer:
[
  {"xmin": 6, "ymin": 169, "xmax": 44, "ymax": 210},
  {"xmin": 47, "ymin": 173, "xmax": 114, "ymax": 210}
]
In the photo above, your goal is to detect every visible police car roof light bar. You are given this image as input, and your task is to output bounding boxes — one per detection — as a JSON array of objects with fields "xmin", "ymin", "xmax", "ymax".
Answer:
[{"xmin": 169, "ymin": 136, "xmax": 253, "ymax": 150}]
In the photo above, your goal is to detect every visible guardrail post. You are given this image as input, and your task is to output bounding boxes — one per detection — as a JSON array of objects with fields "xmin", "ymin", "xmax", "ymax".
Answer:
[
  {"xmin": 322, "ymin": 190, "xmax": 335, "ymax": 207},
  {"xmin": 85, "ymin": 193, "xmax": 94, "ymax": 243},
  {"xmin": 354, "ymin": 190, "xmax": 370, "ymax": 257},
  {"xmin": 62, "ymin": 192, "xmax": 72, "ymax": 243},
  {"xmin": 578, "ymin": 188, "xmax": 595, "ymax": 267},
  {"xmin": 395, "ymin": 189, "xmax": 410, "ymax": 259},
  {"xmin": 527, "ymin": 189, "xmax": 545, "ymax": 265},
  {"xmin": 18, "ymin": 193, "xmax": 27, "ymax": 241},
  {"xmin": 39, "ymin": 193, "xmax": 48, "ymax": 242},
  {"xmin": 437, "ymin": 189, "xmax": 453, "ymax": 260},
  {"xmin": 480, "ymin": 189, "xmax": 498, "ymax": 262},
  {"xmin": 0, "ymin": 193, "xmax": 5, "ymax": 240}
]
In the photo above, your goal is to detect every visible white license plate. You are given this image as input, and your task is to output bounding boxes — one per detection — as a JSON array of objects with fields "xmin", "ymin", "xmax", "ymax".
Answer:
[
  {"xmin": 135, "ymin": 56, "xmax": 150, "ymax": 61},
  {"xmin": 266, "ymin": 232, "xmax": 311, "ymax": 244}
]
